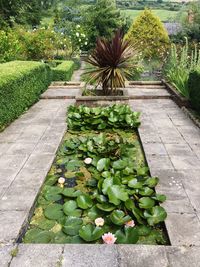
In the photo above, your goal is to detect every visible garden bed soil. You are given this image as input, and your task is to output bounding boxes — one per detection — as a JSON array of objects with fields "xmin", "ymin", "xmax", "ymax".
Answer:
[{"xmin": 50, "ymin": 81, "xmax": 85, "ymax": 89}]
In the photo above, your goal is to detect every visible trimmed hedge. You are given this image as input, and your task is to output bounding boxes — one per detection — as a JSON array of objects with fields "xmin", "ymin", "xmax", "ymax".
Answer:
[
  {"xmin": 52, "ymin": 60, "xmax": 75, "ymax": 81},
  {"xmin": 188, "ymin": 68, "xmax": 200, "ymax": 114},
  {"xmin": 0, "ymin": 61, "xmax": 51, "ymax": 131}
]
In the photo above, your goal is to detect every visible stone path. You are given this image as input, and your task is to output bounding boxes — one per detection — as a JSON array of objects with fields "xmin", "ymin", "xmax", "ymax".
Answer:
[{"xmin": 0, "ymin": 82, "xmax": 200, "ymax": 266}]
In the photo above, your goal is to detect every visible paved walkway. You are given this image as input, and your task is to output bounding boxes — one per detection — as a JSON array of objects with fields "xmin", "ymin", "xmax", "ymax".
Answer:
[{"xmin": 0, "ymin": 83, "xmax": 200, "ymax": 266}]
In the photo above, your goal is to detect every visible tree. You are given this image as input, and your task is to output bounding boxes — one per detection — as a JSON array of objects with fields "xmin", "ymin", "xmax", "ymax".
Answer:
[
  {"xmin": 126, "ymin": 9, "xmax": 170, "ymax": 59},
  {"xmin": 83, "ymin": 0, "xmax": 125, "ymax": 49}
]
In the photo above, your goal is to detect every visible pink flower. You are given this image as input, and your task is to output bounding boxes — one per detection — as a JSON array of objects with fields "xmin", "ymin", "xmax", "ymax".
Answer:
[
  {"xmin": 125, "ymin": 220, "xmax": 135, "ymax": 228},
  {"xmin": 102, "ymin": 232, "xmax": 117, "ymax": 244},
  {"xmin": 95, "ymin": 217, "xmax": 104, "ymax": 227}
]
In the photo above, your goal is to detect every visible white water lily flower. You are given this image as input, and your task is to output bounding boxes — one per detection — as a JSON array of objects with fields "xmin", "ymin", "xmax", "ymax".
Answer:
[
  {"xmin": 84, "ymin": 158, "xmax": 92, "ymax": 164},
  {"xmin": 95, "ymin": 217, "xmax": 105, "ymax": 227},
  {"xmin": 58, "ymin": 177, "xmax": 65, "ymax": 184}
]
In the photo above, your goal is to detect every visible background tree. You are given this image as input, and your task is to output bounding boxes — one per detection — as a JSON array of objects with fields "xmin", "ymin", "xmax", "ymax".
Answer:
[
  {"xmin": 126, "ymin": 9, "xmax": 170, "ymax": 59},
  {"xmin": 83, "ymin": 0, "xmax": 125, "ymax": 49}
]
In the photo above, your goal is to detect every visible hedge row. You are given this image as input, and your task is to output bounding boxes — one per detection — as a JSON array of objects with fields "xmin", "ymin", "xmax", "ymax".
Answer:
[
  {"xmin": 0, "ymin": 61, "xmax": 51, "ymax": 131},
  {"xmin": 52, "ymin": 60, "xmax": 75, "ymax": 81},
  {"xmin": 188, "ymin": 68, "xmax": 200, "ymax": 114}
]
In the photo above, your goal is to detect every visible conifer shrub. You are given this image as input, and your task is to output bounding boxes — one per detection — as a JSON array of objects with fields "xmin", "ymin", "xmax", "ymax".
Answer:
[{"xmin": 126, "ymin": 9, "xmax": 170, "ymax": 59}]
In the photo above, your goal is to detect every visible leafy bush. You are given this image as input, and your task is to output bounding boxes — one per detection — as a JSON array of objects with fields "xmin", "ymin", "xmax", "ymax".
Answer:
[
  {"xmin": 0, "ymin": 61, "xmax": 51, "ymax": 131},
  {"xmin": 52, "ymin": 60, "xmax": 75, "ymax": 81},
  {"xmin": 85, "ymin": 31, "xmax": 138, "ymax": 95},
  {"xmin": 188, "ymin": 68, "xmax": 200, "ymax": 113},
  {"xmin": 0, "ymin": 30, "xmax": 22, "ymax": 63},
  {"xmin": 164, "ymin": 38, "xmax": 200, "ymax": 99},
  {"xmin": 67, "ymin": 104, "xmax": 141, "ymax": 130},
  {"xmin": 126, "ymin": 9, "xmax": 170, "ymax": 59}
]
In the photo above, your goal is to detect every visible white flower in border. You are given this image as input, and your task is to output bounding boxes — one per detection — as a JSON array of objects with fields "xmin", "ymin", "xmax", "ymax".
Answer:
[
  {"xmin": 84, "ymin": 158, "xmax": 92, "ymax": 164},
  {"xmin": 95, "ymin": 217, "xmax": 105, "ymax": 227},
  {"xmin": 76, "ymin": 32, "xmax": 79, "ymax": 37}
]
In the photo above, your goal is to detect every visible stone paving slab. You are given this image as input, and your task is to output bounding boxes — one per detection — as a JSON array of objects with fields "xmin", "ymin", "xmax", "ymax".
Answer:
[
  {"xmin": 128, "ymin": 88, "xmax": 170, "ymax": 98},
  {"xmin": 0, "ymin": 244, "xmax": 15, "ymax": 267},
  {"xmin": 41, "ymin": 88, "xmax": 80, "ymax": 99},
  {"xmin": 10, "ymin": 244, "xmax": 63, "ymax": 267},
  {"xmin": 0, "ymin": 99, "xmax": 74, "ymax": 244}
]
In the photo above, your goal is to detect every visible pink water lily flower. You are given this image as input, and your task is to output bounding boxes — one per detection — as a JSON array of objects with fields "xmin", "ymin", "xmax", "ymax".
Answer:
[
  {"xmin": 102, "ymin": 232, "xmax": 117, "ymax": 244},
  {"xmin": 125, "ymin": 220, "xmax": 135, "ymax": 228},
  {"xmin": 95, "ymin": 217, "xmax": 105, "ymax": 227}
]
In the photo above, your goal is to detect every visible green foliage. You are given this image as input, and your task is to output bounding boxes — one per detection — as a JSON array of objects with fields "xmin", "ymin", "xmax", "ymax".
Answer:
[
  {"xmin": 85, "ymin": 31, "xmax": 138, "ymax": 95},
  {"xmin": 126, "ymin": 9, "xmax": 170, "ymax": 59},
  {"xmin": 164, "ymin": 38, "xmax": 200, "ymax": 99},
  {"xmin": 188, "ymin": 68, "xmax": 200, "ymax": 113},
  {"xmin": 0, "ymin": 61, "xmax": 51, "ymax": 131},
  {"xmin": 24, "ymin": 126, "xmax": 167, "ymax": 245},
  {"xmin": 83, "ymin": 0, "xmax": 125, "ymax": 49},
  {"xmin": 0, "ymin": 27, "xmax": 71, "ymax": 62},
  {"xmin": 0, "ymin": 30, "xmax": 22, "ymax": 63},
  {"xmin": 52, "ymin": 60, "xmax": 75, "ymax": 81},
  {"xmin": 67, "ymin": 104, "xmax": 141, "ymax": 130}
]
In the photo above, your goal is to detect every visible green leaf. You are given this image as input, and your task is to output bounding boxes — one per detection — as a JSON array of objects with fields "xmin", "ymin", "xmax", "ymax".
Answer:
[
  {"xmin": 63, "ymin": 200, "xmax": 82, "ymax": 217},
  {"xmin": 115, "ymin": 227, "xmax": 139, "ymax": 244},
  {"xmin": 97, "ymin": 158, "xmax": 110, "ymax": 172},
  {"xmin": 144, "ymin": 177, "xmax": 159, "ymax": 188},
  {"xmin": 24, "ymin": 229, "xmax": 54, "ymax": 244},
  {"xmin": 152, "ymin": 194, "xmax": 167, "ymax": 203},
  {"xmin": 62, "ymin": 216, "xmax": 83, "ymax": 236},
  {"xmin": 144, "ymin": 206, "xmax": 167, "ymax": 226},
  {"xmin": 113, "ymin": 159, "xmax": 127, "ymax": 170},
  {"xmin": 96, "ymin": 203, "xmax": 116, "ymax": 212},
  {"xmin": 77, "ymin": 194, "xmax": 93, "ymax": 209},
  {"xmin": 62, "ymin": 188, "xmax": 82, "ymax": 198},
  {"xmin": 102, "ymin": 177, "xmax": 114, "ymax": 195},
  {"xmin": 107, "ymin": 185, "xmax": 129, "ymax": 205},
  {"xmin": 137, "ymin": 225, "xmax": 151, "ymax": 236},
  {"xmin": 79, "ymin": 224, "xmax": 104, "ymax": 242},
  {"xmin": 139, "ymin": 187, "xmax": 154, "ymax": 196},
  {"xmin": 110, "ymin": 210, "xmax": 132, "ymax": 225},
  {"xmin": 88, "ymin": 206, "xmax": 103, "ymax": 220},
  {"xmin": 128, "ymin": 178, "xmax": 143, "ymax": 189},
  {"xmin": 139, "ymin": 197, "xmax": 156, "ymax": 209},
  {"xmin": 44, "ymin": 204, "xmax": 64, "ymax": 220}
]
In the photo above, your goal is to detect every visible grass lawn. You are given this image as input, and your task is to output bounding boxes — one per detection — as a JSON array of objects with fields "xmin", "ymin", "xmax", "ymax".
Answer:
[{"xmin": 122, "ymin": 9, "xmax": 179, "ymax": 22}]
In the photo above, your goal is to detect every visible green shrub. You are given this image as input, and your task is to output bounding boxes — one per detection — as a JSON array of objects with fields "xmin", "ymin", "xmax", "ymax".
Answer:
[
  {"xmin": 188, "ymin": 68, "xmax": 200, "ymax": 113},
  {"xmin": 126, "ymin": 9, "xmax": 170, "ymax": 59},
  {"xmin": 0, "ymin": 61, "xmax": 51, "ymax": 131},
  {"xmin": 52, "ymin": 60, "xmax": 75, "ymax": 81}
]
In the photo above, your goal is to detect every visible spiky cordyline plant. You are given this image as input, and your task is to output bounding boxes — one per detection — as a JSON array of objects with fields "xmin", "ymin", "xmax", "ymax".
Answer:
[{"xmin": 85, "ymin": 31, "xmax": 137, "ymax": 95}]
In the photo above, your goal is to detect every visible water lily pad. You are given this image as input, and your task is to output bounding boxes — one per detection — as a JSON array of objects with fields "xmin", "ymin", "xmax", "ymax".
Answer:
[
  {"xmin": 79, "ymin": 224, "xmax": 104, "ymax": 242},
  {"xmin": 110, "ymin": 210, "xmax": 131, "ymax": 225},
  {"xmin": 62, "ymin": 188, "xmax": 81, "ymax": 198},
  {"xmin": 97, "ymin": 158, "xmax": 110, "ymax": 172},
  {"xmin": 115, "ymin": 227, "xmax": 139, "ymax": 244},
  {"xmin": 63, "ymin": 200, "xmax": 82, "ymax": 217},
  {"xmin": 77, "ymin": 194, "xmax": 93, "ymax": 209},
  {"xmin": 96, "ymin": 203, "xmax": 116, "ymax": 212},
  {"xmin": 107, "ymin": 185, "xmax": 129, "ymax": 205},
  {"xmin": 44, "ymin": 204, "xmax": 64, "ymax": 220},
  {"xmin": 62, "ymin": 216, "xmax": 83, "ymax": 236},
  {"xmin": 144, "ymin": 206, "xmax": 167, "ymax": 226},
  {"xmin": 139, "ymin": 197, "xmax": 155, "ymax": 209}
]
